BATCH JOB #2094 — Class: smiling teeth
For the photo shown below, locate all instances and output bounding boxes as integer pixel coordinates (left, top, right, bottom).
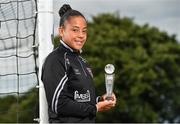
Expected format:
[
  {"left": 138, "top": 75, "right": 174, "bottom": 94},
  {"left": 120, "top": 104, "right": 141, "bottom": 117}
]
[{"left": 76, "top": 41, "right": 82, "bottom": 45}]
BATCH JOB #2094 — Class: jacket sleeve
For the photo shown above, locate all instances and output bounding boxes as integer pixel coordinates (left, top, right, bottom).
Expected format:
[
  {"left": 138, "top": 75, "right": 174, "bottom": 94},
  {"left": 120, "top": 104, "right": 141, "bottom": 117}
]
[
  {"left": 96, "top": 96, "right": 103, "bottom": 103},
  {"left": 42, "top": 55, "right": 97, "bottom": 118}
]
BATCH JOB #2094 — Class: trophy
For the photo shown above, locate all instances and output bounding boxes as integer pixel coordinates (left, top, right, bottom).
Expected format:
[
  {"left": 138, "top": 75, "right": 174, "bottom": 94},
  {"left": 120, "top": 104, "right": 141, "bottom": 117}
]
[{"left": 105, "top": 64, "right": 115, "bottom": 100}]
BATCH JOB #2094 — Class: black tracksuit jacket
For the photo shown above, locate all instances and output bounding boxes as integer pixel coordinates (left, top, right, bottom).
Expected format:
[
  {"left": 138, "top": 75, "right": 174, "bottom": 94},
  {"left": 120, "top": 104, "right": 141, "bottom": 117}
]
[{"left": 41, "top": 41, "right": 99, "bottom": 123}]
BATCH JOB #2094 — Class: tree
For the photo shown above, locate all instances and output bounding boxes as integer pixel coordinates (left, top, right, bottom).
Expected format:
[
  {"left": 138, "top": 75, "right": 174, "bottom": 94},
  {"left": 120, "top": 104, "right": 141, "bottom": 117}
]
[
  {"left": 0, "top": 88, "right": 39, "bottom": 123},
  {"left": 54, "top": 13, "right": 180, "bottom": 123}
]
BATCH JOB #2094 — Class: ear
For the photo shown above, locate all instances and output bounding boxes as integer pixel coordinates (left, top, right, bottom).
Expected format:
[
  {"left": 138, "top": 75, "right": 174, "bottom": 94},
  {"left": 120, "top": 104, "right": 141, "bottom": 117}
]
[{"left": 58, "top": 27, "right": 64, "bottom": 37}]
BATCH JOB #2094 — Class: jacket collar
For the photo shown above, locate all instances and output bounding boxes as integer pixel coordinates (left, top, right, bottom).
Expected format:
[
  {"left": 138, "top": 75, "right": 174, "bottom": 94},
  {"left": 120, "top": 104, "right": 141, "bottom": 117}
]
[{"left": 60, "top": 40, "right": 82, "bottom": 54}]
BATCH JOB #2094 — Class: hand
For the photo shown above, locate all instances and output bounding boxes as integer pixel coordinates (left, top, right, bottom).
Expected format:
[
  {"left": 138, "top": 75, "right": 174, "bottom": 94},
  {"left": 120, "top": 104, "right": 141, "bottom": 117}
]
[
  {"left": 96, "top": 100, "right": 114, "bottom": 112},
  {"left": 96, "top": 93, "right": 116, "bottom": 112}
]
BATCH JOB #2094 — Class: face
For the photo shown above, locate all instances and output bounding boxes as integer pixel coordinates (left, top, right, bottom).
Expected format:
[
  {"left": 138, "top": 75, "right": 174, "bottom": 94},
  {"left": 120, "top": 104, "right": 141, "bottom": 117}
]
[{"left": 59, "top": 16, "right": 87, "bottom": 51}]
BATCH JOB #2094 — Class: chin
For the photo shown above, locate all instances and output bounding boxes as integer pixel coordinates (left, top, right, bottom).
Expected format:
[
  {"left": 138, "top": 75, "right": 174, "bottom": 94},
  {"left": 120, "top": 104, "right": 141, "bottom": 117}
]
[{"left": 74, "top": 46, "right": 83, "bottom": 50}]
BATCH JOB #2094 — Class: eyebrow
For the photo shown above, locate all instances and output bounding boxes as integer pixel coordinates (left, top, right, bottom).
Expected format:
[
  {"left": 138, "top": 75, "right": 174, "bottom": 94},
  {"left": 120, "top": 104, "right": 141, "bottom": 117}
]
[{"left": 72, "top": 26, "right": 87, "bottom": 29}]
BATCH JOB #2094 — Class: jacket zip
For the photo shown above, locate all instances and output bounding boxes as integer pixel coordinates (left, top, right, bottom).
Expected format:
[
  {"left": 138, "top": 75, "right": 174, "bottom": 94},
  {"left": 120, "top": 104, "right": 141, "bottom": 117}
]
[{"left": 77, "top": 57, "right": 87, "bottom": 76}]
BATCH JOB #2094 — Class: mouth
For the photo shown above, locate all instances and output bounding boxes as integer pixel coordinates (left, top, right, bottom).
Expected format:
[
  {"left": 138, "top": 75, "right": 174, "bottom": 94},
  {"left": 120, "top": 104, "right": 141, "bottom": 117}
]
[{"left": 75, "top": 40, "right": 84, "bottom": 46}]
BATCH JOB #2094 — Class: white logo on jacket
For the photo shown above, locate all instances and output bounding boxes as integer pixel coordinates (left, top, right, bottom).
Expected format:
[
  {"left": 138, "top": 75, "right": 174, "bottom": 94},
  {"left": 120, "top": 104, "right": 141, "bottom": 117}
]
[
  {"left": 74, "top": 90, "right": 91, "bottom": 102},
  {"left": 74, "top": 68, "right": 81, "bottom": 75}
]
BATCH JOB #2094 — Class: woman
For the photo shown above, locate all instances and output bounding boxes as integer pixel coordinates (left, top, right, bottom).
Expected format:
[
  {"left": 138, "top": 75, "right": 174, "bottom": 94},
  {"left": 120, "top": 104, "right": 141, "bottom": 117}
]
[{"left": 41, "top": 4, "right": 116, "bottom": 123}]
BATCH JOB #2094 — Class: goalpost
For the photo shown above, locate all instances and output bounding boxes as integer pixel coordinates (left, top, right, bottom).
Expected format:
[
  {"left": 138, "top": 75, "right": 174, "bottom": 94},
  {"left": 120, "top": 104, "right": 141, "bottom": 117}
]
[
  {"left": 0, "top": 0, "right": 53, "bottom": 123},
  {"left": 37, "top": 0, "right": 53, "bottom": 123},
  {"left": 0, "top": 0, "right": 39, "bottom": 122}
]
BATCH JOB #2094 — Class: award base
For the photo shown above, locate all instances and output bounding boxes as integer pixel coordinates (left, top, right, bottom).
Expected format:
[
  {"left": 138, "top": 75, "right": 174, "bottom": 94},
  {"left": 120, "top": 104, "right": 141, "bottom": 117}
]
[{"left": 105, "top": 96, "right": 113, "bottom": 101}]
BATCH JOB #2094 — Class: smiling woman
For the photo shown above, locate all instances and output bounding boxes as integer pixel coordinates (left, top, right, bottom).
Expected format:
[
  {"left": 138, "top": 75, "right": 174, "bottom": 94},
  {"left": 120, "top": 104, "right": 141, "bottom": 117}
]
[{"left": 41, "top": 4, "right": 116, "bottom": 123}]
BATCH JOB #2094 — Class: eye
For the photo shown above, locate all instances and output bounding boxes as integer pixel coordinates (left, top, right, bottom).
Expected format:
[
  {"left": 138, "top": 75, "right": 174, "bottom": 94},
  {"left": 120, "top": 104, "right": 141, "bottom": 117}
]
[
  {"left": 72, "top": 29, "right": 79, "bottom": 32},
  {"left": 82, "top": 29, "right": 87, "bottom": 33}
]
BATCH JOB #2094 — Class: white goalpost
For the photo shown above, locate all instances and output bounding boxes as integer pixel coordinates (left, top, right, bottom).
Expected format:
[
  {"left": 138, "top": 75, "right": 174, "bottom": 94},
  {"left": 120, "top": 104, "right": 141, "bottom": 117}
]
[
  {"left": 37, "top": 0, "right": 53, "bottom": 123},
  {"left": 0, "top": 0, "right": 54, "bottom": 122}
]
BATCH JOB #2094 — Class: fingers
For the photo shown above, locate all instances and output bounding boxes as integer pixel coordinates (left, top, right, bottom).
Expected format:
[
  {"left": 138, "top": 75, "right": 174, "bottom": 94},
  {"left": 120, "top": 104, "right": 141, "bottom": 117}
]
[
  {"left": 112, "top": 93, "right": 117, "bottom": 101},
  {"left": 96, "top": 100, "right": 115, "bottom": 112},
  {"left": 107, "top": 99, "right": 116, "bottom": 107},
  {"left": 96, "top": 93, "right": 117, "bottom": 112},
  {"left": 102, "top": 94, "right": 106, "bottom": 101},
  {"left": 102, "top": 100, "right": 115, "bottom": 108},
  {"left": 106, "top": 93, "right": 116, "bottom": 107}
]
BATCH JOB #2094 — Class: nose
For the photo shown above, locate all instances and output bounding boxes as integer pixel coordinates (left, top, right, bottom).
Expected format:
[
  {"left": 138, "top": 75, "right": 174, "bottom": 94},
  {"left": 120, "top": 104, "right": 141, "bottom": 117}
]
[{"left": 78, "top": 31, "right": 86, "bottom": 39}]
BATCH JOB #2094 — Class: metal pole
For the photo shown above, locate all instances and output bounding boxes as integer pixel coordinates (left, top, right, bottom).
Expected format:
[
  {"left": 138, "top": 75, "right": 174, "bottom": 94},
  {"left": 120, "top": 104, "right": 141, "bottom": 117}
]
[{"left": 37, "top": 0, "right": 53, "bottom": 123}]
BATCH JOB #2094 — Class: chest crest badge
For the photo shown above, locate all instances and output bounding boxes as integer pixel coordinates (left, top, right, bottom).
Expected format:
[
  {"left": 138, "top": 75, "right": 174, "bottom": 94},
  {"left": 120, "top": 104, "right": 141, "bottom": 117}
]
[{"left": 74, "top": 68, "right": 81, "bottom": 75}]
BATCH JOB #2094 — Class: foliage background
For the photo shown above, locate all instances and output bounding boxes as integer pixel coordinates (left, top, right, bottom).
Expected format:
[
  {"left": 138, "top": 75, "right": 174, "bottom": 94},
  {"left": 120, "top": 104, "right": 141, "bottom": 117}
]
[{"left": 0, "top": 13, "right": 180, "bottom": 123}]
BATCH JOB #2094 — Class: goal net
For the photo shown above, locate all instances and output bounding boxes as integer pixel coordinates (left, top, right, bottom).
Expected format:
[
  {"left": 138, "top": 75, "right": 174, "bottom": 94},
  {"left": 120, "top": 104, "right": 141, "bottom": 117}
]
[{"left": 0, "top": 0, "right": 38, "bottom": 122}]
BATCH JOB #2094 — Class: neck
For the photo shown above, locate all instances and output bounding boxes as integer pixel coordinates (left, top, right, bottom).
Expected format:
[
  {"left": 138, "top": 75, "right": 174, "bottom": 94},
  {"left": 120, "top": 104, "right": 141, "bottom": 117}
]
[{"left": 60, "top": 40, "right": 82, "bottom": 53}]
